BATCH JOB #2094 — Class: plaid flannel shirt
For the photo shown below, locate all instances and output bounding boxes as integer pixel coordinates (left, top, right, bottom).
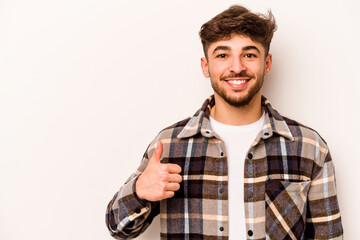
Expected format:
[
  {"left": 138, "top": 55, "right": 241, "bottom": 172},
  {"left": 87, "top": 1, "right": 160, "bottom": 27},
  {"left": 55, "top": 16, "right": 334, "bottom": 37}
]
[{"left": 106, "top": 95, "right": 343, "bottom": 240}]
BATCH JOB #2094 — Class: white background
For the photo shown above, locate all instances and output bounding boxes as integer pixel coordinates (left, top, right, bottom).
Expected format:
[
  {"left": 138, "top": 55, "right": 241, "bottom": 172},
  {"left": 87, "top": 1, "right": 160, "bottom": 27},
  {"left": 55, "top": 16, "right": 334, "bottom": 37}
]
[{"left": 1, "top": 0, "right": 359, "bottom": 239}]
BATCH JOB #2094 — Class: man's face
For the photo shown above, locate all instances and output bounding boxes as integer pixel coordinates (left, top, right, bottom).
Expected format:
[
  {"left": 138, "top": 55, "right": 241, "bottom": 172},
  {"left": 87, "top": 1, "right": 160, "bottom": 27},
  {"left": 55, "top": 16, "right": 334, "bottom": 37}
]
[{"left": 201, "top": 35, "right": 272, "bottom": 107}]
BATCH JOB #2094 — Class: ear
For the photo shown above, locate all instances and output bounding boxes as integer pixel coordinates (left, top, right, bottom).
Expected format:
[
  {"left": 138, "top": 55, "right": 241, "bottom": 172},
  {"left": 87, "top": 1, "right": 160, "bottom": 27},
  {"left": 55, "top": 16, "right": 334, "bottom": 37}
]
[
  {"left": 201, "top": 57, "right": 210, "bottom": 78},
  {"left": 264, "top": 54, "right": 272, "bottom": 76}
]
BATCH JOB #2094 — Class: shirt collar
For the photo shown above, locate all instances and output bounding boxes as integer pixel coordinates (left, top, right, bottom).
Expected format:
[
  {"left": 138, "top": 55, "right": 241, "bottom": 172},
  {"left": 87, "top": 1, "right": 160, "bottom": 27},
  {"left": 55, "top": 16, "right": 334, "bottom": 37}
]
[{"left": 177, "top": 95, "right": 294, "bottom": 141}]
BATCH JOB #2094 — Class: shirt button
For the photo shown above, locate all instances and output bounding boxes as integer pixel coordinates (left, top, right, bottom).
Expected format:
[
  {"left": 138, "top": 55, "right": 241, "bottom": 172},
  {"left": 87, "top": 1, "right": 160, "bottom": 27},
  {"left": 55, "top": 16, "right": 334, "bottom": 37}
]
[
  {"left": 247, "top": 191, "right": 254, "bottom": 198},
  {"left": 248, "top": 230, "right": 253, "bottom": 236},
  {"left": 219, "top": 226, "right": 224, "bottom": 231},
  {"left": 248, "top": 153, "right": 253, "bottom": 160},
  {"left": 220, "top": 152, "right": 224, "bottom": 156}
]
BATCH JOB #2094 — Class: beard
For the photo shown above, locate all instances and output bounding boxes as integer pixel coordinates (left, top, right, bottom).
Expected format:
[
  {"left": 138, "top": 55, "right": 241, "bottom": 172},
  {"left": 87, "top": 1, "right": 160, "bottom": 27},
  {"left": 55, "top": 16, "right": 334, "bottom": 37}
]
[{"left": 210, "top": 71, "right": 264, "bottom": 107}]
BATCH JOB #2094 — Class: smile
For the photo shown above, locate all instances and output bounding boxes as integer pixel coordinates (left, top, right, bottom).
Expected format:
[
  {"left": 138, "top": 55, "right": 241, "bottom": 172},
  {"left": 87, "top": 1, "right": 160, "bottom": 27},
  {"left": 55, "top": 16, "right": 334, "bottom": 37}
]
[
  {"left": 225, "top": 79, "right": 250, "bottom": 88},
  {"left": 227, "top": 79, "right": 248, "bottom": 84}
]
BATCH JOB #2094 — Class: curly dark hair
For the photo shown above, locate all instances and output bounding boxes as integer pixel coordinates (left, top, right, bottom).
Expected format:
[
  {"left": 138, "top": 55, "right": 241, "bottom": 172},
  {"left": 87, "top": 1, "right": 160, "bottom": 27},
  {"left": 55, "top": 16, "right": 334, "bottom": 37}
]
[{"left": 199, "top": 5, "right": 277, "bottom": 58}]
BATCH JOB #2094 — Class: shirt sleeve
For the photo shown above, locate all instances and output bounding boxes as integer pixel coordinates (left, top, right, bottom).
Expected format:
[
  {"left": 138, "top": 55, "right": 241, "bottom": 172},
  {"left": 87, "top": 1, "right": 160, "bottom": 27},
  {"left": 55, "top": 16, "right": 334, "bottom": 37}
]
[
  {"left": 305, "top": 148, "right": 344, "bottom": 239},
  {"left": 105, "top": 143, "right": 160, "bottom": 239}
]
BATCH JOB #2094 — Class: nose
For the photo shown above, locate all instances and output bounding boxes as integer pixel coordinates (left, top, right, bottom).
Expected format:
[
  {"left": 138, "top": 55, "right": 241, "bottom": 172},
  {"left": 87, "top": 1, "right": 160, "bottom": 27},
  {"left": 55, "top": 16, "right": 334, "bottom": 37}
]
[{"left": 229, "top": 57, "right": 246, "bottom": 73}]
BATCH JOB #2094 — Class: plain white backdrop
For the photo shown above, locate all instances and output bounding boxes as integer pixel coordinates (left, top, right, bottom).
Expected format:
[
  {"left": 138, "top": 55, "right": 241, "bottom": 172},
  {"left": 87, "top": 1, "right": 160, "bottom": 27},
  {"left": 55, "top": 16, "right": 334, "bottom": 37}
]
[{"left": 1, "top": 0, "right": 359, "bottom": 239}]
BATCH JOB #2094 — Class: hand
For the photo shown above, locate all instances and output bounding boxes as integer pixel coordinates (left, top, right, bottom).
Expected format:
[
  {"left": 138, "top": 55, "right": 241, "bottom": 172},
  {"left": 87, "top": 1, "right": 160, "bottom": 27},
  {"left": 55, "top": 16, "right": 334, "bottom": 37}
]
[{"left": 135, "top": 141, "right": 182, "bottom": 202}]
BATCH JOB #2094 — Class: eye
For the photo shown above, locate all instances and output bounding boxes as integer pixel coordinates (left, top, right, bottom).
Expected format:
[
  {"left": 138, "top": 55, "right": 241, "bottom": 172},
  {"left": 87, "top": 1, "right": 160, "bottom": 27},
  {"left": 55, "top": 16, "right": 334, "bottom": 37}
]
[
  {"left": 245, "top": 53, "right": 256, "bottom": 58},
  {"left": 216, "top": 54, "right": 227, "bottom": 58}
]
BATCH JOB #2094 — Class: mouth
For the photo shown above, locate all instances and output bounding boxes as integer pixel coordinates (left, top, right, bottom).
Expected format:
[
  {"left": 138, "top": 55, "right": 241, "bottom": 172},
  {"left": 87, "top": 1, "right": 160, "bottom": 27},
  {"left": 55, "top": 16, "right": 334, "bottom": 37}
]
[{"left": 224, "top": 78, "right": 251, "bottom": 89}]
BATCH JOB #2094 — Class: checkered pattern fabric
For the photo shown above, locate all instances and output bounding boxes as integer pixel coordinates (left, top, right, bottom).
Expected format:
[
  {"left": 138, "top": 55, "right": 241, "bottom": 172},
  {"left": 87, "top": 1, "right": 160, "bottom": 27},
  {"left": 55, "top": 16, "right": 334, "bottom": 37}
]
[{"left": 106, "top": 95, "right": 343, "bottom": 239}]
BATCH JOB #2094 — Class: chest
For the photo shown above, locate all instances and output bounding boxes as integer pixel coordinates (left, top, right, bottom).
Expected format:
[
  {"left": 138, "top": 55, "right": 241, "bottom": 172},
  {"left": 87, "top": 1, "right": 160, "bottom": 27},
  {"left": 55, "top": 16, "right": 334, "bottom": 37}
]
[{"left": 163, "top": 136, "right": 314, "bottom": 185}]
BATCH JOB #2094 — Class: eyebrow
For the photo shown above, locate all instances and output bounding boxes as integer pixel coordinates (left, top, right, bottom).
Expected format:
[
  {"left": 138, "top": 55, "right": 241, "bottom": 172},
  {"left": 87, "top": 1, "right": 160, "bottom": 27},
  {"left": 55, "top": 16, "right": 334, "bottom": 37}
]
[
  {"left": 212, "top": 45, "right": 230, "bottom": 55},
  {"left": 243, "top": 46, "right": 261, "bottom": 54},
  {"left": 212, "top": 45, "right": 261, "bottom": 55}
]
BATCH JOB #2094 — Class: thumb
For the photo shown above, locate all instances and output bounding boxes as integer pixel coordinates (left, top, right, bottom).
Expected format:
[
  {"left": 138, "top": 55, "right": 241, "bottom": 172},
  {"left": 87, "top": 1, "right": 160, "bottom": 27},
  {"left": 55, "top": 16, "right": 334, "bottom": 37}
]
[{"left": 151, "top": 141, "right": 163, "bottom": 163}]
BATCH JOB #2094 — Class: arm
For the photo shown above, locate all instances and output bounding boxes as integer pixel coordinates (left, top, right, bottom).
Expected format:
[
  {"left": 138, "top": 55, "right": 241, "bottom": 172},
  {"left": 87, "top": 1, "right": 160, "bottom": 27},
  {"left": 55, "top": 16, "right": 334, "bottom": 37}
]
[
  {"left": 105, "top": 144, "right": 159, "bottom": 239},
  {"left": 105, "top": 140, "right": 182, "bottom": 239},
  {"left": 305, "top": 149, "right": 344, "bottom": 239}
]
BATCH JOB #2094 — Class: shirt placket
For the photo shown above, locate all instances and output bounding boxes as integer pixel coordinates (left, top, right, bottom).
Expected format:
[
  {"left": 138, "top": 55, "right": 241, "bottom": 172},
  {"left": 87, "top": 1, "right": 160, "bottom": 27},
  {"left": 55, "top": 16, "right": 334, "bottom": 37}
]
[
  {"left": 245, "top": 147, "right": 256, "bottom": 239},
  {"left": 214, "top": 136, "right": 229, "bottom": 238},
  {"left": 244, "top": 133, "right": 267, "bottom": 240}
]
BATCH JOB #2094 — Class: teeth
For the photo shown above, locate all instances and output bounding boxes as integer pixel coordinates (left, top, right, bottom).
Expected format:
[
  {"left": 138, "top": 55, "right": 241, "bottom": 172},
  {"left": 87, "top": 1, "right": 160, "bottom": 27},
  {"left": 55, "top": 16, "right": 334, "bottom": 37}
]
[{"left": 228, "top": 80, "right": 247, "bottom": 85}]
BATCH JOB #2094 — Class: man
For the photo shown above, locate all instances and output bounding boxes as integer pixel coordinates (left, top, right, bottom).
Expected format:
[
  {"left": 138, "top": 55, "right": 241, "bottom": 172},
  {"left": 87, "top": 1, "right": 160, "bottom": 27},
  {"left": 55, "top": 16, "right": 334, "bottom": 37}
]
[{"left": 106, "top": 5, "right": 343, "bottom": 239}]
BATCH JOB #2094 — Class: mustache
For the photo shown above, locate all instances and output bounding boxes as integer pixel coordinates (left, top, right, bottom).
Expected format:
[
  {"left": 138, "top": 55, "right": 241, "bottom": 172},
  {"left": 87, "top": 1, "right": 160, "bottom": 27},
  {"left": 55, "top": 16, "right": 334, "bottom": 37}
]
[{"left": 220, "top": 72, "right": 254, "bottom": 80}]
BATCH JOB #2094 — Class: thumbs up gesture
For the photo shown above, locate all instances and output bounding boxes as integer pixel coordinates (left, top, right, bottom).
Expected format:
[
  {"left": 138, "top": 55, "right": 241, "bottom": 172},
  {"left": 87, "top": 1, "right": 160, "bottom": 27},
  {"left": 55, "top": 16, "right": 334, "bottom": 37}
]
[{"left": 135, "top": 141, "right": 182, "bottom": 202}]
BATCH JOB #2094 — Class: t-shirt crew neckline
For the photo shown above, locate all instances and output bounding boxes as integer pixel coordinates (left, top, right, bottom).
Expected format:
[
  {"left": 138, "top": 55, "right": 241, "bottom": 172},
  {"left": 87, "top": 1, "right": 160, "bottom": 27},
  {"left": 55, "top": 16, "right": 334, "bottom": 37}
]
[{"left": 209, "top": 112, "right": 265, "bottom": 133}]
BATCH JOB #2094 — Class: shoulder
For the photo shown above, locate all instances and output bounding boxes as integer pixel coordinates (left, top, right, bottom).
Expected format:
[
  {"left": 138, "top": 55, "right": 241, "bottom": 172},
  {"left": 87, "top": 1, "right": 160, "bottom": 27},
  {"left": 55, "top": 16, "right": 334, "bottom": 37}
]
[
  {"left": 263, "top": 96, "right": 328, "bottom": 148},
  {"left": 157, "top": 116, "right": 192, "bottom": 139},
  {"left": 280, "top": 115, "right": 331, "bottom": 171},
  {"left": 143, "top": 116, "right": 193, "bottom": 159},
  {"left": 282, "top": 115, "right": 328, "bottom": 146},
  {"left": 279, "top": 115, "right": 333, "bottom": 179}
]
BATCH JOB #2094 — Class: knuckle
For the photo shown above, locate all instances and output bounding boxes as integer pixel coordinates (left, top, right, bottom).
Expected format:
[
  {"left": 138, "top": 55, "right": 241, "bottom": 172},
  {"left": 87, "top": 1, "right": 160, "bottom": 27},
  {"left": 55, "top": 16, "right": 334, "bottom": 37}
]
[
  {"left": 159, "top": 181, "right": 166, "bottom": 189},
  {"left": 161, "top": 164, "right": 168, "bottom": 172},
  {"left": 160, "top": 172, "right": 169, "bottom": 181},
  {"left": 158, "top": 189, "right": 166, "bottom": 198}
]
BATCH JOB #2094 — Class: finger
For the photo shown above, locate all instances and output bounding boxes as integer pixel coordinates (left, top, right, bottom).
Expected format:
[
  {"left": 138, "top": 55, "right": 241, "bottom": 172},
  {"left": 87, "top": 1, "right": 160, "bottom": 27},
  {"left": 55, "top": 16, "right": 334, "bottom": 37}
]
[
  {"left": 165, "top": 191, "right": 175, "bottom": 198},
  {"left": 151, "top": 141, "right": 163, "bottom": 163},
  {"left": 167, "top": 173, "right": 182, "bottom": 183},
  {"left": 164, "top": 191, "right": 175, "bottom": 199},
  {"left": 164, "top": 163, "right": 182, "bottom": 173},
  {"left": 166, "top": 182, "right": 181, "bottom": 191}
]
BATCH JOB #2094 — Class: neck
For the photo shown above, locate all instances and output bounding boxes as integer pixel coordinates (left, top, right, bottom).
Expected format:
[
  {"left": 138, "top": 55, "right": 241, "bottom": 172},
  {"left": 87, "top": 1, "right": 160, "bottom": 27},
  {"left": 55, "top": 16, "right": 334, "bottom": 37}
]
[{"left": 210, "top": 92, "right": 263, "bottom": 126}]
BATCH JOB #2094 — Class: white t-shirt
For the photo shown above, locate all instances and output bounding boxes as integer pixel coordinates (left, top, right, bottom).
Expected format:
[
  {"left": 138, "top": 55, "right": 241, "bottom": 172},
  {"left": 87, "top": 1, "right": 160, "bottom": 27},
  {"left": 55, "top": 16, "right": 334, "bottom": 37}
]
[{"left": 210, "top": 113, "right": 265, "bottom": 239}]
